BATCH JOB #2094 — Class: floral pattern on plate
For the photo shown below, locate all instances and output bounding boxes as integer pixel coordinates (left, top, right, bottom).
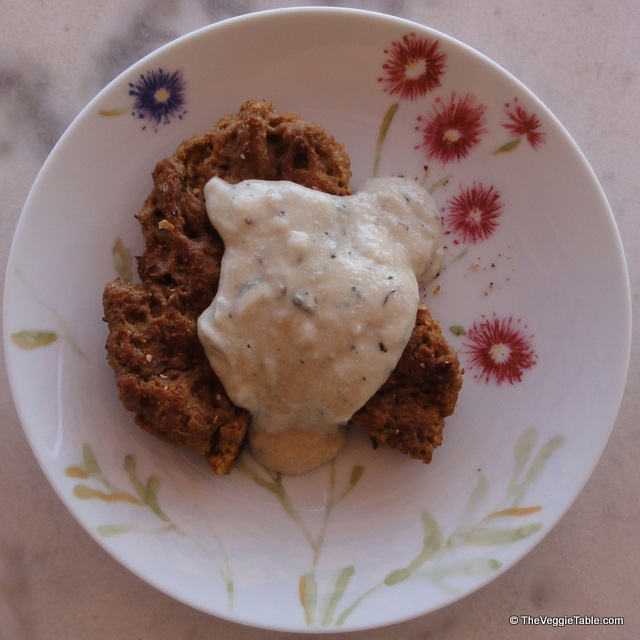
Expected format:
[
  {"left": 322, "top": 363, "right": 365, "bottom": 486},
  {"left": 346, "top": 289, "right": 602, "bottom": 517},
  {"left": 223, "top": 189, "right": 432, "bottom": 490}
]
[
  {"left": 8, "top": 34, "right": 548, "bottom": 624},
  {"left": 5, "top": 8, "right": 627, "bottom": 633},
  {"left": 461, "top": 314, "right": 538, "bottom": 385},
  {"left": 100, "top": 68, "right": 188, "bottom": 132},
  {"left": 64, "top": 426, "right": 563, "bottom": 627},
  {"left": 374, "top": 31, "right": 544, "bottom": 386}
]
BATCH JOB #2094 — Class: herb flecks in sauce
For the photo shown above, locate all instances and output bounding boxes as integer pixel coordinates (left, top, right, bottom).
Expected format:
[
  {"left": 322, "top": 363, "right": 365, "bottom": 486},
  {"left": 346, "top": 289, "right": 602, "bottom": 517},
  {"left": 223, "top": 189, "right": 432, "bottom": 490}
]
[{"left": 198, "top": 177, "right": 443, "bottom": 474}]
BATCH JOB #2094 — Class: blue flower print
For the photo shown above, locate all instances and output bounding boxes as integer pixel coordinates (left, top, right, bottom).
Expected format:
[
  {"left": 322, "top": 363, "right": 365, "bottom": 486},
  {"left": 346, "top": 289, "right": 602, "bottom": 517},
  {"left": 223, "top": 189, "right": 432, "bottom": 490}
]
[{"left": 128, "top": 68, "right": 187, "bottom": 132}]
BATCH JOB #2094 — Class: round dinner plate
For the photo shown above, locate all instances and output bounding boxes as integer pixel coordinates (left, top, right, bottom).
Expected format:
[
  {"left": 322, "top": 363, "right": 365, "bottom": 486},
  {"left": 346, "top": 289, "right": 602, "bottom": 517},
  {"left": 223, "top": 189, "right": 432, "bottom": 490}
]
[{"left": 3, "top": 7, "right": 631, "bottom": 633}]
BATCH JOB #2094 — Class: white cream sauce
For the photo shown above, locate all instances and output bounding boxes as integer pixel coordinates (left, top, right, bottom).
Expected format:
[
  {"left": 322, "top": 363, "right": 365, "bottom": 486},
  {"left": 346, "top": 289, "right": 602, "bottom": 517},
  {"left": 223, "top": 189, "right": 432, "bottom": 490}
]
[{"left": 197, "top": 176, "right": 443, "bottom": 472}]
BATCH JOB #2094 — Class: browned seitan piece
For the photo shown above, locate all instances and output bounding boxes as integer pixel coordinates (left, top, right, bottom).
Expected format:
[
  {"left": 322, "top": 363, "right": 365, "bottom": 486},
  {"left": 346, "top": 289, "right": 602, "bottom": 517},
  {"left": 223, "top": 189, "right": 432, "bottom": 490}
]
[
  {"left": 352, "top": 304, "right": 462, "bottom": 464},
  {"left": 103, "top": 100, "right": 461, "bottom": 475},
  {"left": 103, "top": 100, "right": 352, "bottom": 475}
]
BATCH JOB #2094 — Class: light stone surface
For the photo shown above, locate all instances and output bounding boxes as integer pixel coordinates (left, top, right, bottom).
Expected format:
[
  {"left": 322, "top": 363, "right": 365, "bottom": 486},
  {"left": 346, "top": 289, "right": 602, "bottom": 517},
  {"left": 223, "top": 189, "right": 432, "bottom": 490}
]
[{"left": 1, "top": 1, "right": 638, "bottom": 638}]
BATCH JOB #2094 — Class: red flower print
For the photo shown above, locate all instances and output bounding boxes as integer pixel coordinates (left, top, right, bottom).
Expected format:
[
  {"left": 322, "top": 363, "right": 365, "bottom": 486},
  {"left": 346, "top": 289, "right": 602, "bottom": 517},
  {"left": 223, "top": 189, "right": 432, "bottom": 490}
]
[
  {"left": 445, "top": 182, "right": 503, "bottom": 244},
  {"left": 501, "top": 98, "right": 545, "bottom": 149},
  {"left": 463, "top": 315, "right": 537, "bottom": 385},
  {"left": 417, "top": 93, "right": 488, "bottom": 164},
  {"left": 379, "top": 33, "right": 446, "bottom": 100}
]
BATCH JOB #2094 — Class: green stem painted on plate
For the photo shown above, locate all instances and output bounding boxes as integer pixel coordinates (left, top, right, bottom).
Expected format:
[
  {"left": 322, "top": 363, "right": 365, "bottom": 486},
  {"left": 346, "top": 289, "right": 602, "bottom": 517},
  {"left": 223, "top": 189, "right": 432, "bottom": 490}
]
[
  {"left": 13, "top": 268, "right": 84, "bottom": 357},
  {"left": 65, "top": 444, "right": 183, "bottom": 534},
  {"left": 492, "top": 137, "right": 522, "bottom": 154},
  {"left": 428, "top": 173, "right": 453, "bottom": 195},
  {"left": 373, "top": 103, "right": 399, "bottom": 177},
  {"left": 99, "top": 105, "right": 131, "bottom": 117},
  {"left": 10, "top": 329, "right": 58, "bottom": 350},
  {"left": 246, "top": 458, "right": 366, "bottom": 627},
  {"left": 321, "top": 566, "right": 356, "bottom": 627},
  {"left": 66, "top": 445, "right": 235, "bottom": 610},
  {"left": 67, "top": 424, "right": 564, "bottom": 628},
  {"left": 331, "top": 427, "right": 565, "bottom": 627}
]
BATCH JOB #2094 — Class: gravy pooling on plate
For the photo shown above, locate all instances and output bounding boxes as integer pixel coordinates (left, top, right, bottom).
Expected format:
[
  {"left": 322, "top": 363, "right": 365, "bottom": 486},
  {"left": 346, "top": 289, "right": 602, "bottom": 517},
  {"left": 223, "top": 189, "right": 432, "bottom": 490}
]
[{"left": 197, "top": 176, "right": 444, "bottom": 474}]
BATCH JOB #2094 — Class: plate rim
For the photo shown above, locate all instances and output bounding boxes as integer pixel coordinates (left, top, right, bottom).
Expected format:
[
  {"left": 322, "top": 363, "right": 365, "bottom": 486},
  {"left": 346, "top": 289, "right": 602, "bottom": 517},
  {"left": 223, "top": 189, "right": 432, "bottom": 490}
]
[{"left": 3, "top": 5, "right": 632, "bottom": 633}]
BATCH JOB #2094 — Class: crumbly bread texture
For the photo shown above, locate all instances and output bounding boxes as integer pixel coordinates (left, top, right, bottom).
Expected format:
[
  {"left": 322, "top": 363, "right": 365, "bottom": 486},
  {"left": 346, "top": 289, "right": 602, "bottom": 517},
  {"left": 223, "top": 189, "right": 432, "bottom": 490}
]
[
  {"left": 352, "top": 304, "right": 463, "bottom": 464},
  {"left": 103, "top": 100, "right": 462, "bottom": 475},
  {"left": 103, "top": 100, "right": 352, "bottom": 475}
]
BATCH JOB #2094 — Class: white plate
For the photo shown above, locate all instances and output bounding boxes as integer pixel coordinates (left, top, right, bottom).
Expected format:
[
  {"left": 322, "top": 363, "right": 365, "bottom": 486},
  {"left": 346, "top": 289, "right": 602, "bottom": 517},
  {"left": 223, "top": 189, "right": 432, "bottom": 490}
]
[{"left": 3, "top": 7, "right": 631, "bottom": 633}]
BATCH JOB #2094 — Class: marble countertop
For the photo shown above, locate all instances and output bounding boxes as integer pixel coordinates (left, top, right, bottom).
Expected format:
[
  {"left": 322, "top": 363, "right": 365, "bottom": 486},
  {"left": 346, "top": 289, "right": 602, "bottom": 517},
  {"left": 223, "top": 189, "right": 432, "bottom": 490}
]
[{"left": 1, "top": 1, "right": 638, "bottom": 638}]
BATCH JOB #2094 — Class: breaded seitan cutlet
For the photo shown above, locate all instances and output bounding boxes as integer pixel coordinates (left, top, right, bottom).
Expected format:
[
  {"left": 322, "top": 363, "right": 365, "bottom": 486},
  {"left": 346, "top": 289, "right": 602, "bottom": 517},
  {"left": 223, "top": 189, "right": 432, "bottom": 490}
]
[
  {"left": 352, "top": 304, "right": 462, "bottom": 464},
  {"left": 103, "top": 100, "right": 461, "bottom": 475}
]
